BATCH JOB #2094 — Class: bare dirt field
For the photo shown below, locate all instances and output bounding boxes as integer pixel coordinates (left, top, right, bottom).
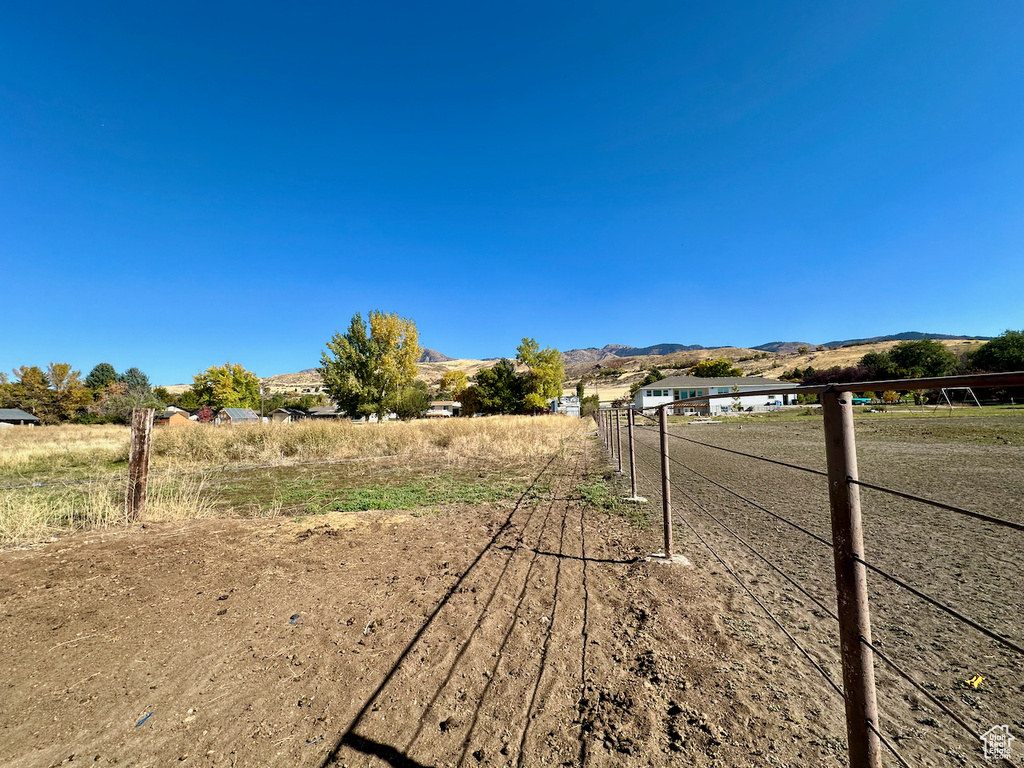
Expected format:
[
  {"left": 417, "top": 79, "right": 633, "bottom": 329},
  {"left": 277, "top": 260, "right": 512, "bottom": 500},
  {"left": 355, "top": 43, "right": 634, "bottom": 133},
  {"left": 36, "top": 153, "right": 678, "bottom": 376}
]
[
  {"left": 0, "top": 432, "right": 860, "bottom": 768},
  {"left": 628, "top": 411, "right": 1024, "bottom": 767}
]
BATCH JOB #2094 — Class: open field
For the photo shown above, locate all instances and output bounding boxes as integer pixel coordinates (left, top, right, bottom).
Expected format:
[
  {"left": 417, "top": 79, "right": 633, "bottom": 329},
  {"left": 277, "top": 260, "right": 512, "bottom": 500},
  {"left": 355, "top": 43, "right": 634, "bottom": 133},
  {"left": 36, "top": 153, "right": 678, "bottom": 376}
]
[
  {"left": 0, "top": 417, "right": 585, "bottom": 545},
  {"left": 628, "top": 411, "right": 1024, "bottom": 766},
  {"left": 0, "top": 432, "right": 856, "bottom": 767}
]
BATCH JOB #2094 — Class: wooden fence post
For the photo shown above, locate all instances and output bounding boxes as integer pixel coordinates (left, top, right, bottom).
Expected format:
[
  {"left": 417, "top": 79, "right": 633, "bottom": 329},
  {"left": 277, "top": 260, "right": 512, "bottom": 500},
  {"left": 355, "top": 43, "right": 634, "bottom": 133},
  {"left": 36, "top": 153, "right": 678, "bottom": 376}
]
[
  {"left": 126, "top": 407, "right": 155, "bottom": 522},
  {"left": 821, "top": 389, "right": 882, "bottom": 768}
]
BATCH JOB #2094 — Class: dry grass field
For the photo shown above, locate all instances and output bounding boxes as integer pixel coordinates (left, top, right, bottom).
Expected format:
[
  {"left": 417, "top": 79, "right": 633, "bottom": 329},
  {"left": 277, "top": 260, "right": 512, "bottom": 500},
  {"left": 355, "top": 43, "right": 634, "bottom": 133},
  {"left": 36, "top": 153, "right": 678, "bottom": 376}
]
[{"left": 0, "top": 417, "right": 585, "bottom": 545}]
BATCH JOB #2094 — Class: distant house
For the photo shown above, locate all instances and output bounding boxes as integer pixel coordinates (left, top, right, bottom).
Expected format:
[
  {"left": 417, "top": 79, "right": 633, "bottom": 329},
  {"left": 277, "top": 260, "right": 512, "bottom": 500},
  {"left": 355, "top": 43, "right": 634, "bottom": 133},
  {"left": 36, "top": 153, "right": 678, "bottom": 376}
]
[
  {"left": 216, "top": 408, "right": 261, "bottom": 425},
  {"left": 549, "top": 396, "right": 581, "bottom": 417},
  {"left": 0, "top": 408, "right": 40, "bottom": 426},
  {"left": 425, "top": 400, "right": 461, "bottom": 418},
  {"left": 633, "top": 375, "right": 800, "bottom": 415},
  {"left": 306, "top": 405, "right": 345, "bottom": 420},
  {"left": 271, "top": 407, "right": 307, "bottom": 423},
  {"left": 154, "top": 411, "right": 195, "bottom": 427}
]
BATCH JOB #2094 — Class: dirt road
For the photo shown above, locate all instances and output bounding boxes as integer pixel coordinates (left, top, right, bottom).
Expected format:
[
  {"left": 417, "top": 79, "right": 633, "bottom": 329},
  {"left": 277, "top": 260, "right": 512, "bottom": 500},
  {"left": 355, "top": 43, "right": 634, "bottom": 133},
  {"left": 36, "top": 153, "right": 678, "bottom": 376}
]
[{"left": 1, "top": 434, "right": 851, "bottom": 767}]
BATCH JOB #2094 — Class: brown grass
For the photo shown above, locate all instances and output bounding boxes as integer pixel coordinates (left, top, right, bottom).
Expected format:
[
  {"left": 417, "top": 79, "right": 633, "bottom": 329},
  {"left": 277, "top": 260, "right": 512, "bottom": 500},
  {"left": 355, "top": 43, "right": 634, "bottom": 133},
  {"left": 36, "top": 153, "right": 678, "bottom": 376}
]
[{"left": 0, "top": 416, "right": 587, "bottom": 544}]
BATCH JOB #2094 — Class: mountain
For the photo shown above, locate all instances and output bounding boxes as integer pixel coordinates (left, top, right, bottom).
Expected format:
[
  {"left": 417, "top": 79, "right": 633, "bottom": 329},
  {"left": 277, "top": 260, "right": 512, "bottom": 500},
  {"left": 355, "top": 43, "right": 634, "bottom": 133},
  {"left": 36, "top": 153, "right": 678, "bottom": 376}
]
[
  {"left": 752, "top": 341, "right": 815, "bottom": 354},
  {"left": 823, "top": 331, "right": 991, "bottom": 348},
  {"left": 418, "top": 348, "right": 454, "bottom": 363},
  {"left": 562, "top": 343, "right": 706, "bottom": 364}
]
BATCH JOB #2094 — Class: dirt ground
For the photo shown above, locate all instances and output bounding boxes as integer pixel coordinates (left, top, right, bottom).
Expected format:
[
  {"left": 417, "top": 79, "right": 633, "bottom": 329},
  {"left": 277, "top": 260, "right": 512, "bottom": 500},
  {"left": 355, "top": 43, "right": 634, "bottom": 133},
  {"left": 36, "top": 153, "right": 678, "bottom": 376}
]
[
  {"left": 629, "top": 413, "right": 1024, "bottom": 767},
  {"left": 0, "top": 433, "right": 857, "bottom": 768}
]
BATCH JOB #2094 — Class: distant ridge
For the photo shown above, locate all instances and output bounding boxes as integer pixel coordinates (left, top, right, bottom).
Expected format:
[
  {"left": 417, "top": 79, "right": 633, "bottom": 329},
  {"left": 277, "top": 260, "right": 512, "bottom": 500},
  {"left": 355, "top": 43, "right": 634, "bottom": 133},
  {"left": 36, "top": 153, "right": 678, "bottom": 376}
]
[
  {"left": 418, "top": 348, "right": 453, "bottom": 363},
  {"left": 822, "top": 331, "right": 991, "bottom": 347},
  {"left": 752, "top": 341, "right": 815, "bottom": 354},
  {"left": 561, "top": 332, "right": 990, "bottom": 363},
  {"left": 562, "top": 343, "right": 705, "bottom": 364}
]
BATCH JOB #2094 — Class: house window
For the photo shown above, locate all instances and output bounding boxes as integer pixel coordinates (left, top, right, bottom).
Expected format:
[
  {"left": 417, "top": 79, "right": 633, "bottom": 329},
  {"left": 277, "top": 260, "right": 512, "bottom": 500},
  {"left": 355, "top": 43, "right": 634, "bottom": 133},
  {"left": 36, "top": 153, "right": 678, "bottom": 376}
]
[
  {"left": 718, "top": 388, "right": 729, "bottom": 394},
  {"left": 645, "top": 390, "right": 652, "bottom": 396}
]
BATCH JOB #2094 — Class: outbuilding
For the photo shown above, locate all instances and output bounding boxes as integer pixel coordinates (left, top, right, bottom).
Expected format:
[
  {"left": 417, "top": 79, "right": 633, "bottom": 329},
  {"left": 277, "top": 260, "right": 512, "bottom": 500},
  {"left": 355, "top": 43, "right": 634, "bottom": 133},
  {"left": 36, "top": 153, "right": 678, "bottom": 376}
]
[
  {"left": 216, "top": 408, "right": 261, "bottom": 425},
  {"left": 0, "top": 408, "right": 40, "bottom": 426}
]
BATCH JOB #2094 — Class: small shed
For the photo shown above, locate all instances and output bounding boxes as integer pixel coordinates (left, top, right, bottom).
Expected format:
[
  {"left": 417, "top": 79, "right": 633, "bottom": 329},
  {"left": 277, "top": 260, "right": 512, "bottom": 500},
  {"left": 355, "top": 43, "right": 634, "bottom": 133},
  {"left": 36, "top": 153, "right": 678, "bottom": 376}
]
[
  {"left": 306, "top": 405, "right": 345, "bottom": 420},
  {"left": 0, "top": 408, "right": 40, "bottom": 426},
  {"left": 154, "top": 411, "right": 195, "bottom": 427},
  {"left": 216, "top": 408, "right": 261, "bottom": 425},
  {"left": 271, "top": 407, "right": 307, "bottom": 423}
]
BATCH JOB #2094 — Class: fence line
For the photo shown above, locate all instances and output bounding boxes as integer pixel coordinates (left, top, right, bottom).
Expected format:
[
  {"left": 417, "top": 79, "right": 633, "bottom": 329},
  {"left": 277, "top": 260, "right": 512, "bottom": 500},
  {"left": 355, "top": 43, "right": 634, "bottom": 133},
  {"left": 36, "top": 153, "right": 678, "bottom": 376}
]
[{"left": 597, "top": 370, "right": 1024, "bottom": 768}]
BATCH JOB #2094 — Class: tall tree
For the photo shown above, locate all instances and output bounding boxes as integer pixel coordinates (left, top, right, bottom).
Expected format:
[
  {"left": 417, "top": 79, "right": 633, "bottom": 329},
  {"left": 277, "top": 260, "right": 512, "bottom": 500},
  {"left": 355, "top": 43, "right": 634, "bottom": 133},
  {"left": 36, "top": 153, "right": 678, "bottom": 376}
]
[
  {"left": 968, "top": 330, "right": 1024, "bottom": 372},
  {"left": 516, "top": 338, "right": 564, "bottom": 412},
  {"left": 120, "top": 367, "right": 152, "bottom": 392},
  {"left": 85, "top": 362, "right": 118, "bottom": 390},
  {"left": 46, "top": 363, "right": 92, "bottom": 421},
  {"left": 319, "top": 311, "right": 420, "bottom": 421},
  {"left": 191, "top": 363, "right": 262, "bottom": 410},
  {"left": 473, "top": 359, "right": 524, "bottom": 415},
  {"left": 888, "top": 338, "right": 959, "bottom": 378}
]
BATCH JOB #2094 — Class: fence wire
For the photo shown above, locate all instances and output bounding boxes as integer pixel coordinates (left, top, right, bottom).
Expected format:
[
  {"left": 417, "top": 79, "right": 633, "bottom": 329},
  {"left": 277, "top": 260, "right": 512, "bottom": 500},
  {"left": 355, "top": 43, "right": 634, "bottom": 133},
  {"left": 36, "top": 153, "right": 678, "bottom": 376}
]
[{"left": 612, "top": 411, "right": 1024, "bottom": 767}]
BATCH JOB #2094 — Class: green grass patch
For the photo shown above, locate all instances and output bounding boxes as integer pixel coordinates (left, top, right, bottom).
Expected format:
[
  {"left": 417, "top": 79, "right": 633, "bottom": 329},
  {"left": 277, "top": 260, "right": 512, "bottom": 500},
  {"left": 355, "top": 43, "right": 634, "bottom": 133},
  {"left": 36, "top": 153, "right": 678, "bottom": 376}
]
[
  {"left": 576, "top": 475, "right": 650, "bottom": 529},
  {"left": 314, "top": 476, "right": 525, "bottom": 514}
]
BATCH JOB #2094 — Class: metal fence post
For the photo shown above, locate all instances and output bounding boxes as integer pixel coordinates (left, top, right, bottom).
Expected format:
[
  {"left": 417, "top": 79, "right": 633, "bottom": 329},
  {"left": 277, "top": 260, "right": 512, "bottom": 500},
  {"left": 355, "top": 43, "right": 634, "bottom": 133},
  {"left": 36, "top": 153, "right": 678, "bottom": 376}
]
[
  {"left": 126, "top": 407, "right": 155, "bottom": 522},
  {"left": 615, "top": 409, "right": 622, "bottom": 472},
  {"left": 659, "top": 406, "right": 673, "bottom": 556},
  {"left": 821, "top": 389, "right": 882, "bottom": 768},
  {"left": 627, "top": 409, "right": 637, "bottom": 498}
]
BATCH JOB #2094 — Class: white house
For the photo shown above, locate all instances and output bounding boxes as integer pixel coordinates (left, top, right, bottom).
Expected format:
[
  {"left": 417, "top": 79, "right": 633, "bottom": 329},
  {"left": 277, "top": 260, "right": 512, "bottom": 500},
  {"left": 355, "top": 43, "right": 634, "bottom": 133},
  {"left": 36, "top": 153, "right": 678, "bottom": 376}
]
[
  {"left": 633, "top": 375, "right": 800, "bottom": 415},
  {"left": 425, "top": 400, "right": 462, "bottom": 418},
  {"left": 549, "top": 396, "right": 581, "bottom": 417}
]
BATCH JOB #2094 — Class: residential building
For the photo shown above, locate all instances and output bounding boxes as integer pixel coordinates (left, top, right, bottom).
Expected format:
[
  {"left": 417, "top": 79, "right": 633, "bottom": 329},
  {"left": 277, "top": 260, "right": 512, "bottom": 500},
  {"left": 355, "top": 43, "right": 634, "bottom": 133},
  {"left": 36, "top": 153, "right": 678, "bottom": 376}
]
[
  {"left": 633, "top": 375, "right": 800, "bottom": 415},
  {"left": 425, "top": 401, "right": 462, "bottom": 418},
  {"left": 549, "top": 396, "right": 581, "bottom": 417}
]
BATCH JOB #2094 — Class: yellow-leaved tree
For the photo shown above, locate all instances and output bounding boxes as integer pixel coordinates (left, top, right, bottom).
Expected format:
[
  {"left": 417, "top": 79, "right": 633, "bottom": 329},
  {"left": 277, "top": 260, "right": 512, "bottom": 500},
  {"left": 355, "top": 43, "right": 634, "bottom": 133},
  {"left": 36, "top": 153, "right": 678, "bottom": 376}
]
[{"left": 319, "top": 311, "right": 420, "bottom": 421}]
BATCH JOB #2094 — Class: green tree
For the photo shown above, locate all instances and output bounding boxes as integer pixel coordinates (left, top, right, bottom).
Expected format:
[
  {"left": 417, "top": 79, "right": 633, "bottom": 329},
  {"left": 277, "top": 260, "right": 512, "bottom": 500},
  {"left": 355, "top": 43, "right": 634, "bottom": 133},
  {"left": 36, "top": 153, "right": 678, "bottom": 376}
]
[
  {"left": 319, "top": 311, "right": 420, "bottom": 421},
  {"left": 629, "top": 367, "right": 664, "bottom": 397},
  {"left": 859, "top": 351, "right": 897, "bottom": 380},
  {"left": 516, "top": 338, "right": 564, "bottom": 412},
  {"left": 393, "top": 380, "right": 431, "bottom": 420},
  {"left": 968, "top": 330, "right": 1024, "bottom": 372},
  {"left": 888, "top": 338, "right": 959, "bottom": 378},
  {"left": 120, "top": 367, "right": 151, "bottom": 392},
  {"left": 7, "top": 366, "right": 53, "bottom": 420},
  {"left": 689, "top": 359, "right": 742, "bottom": 377},
  {"left": 473, "top": 359, "right": 524, "bottom": 414},
  {"left": 85, "top": 363, "right": 118, "bottom": 390},
  {"left": 580, "top": 394, "right": 600, "bottom": 418},
  {"left": 575, "top": 380, "right": 585, "bottom": 399},
  {"left": 191, "top": 363, "right": 262, "bottom": 410}
]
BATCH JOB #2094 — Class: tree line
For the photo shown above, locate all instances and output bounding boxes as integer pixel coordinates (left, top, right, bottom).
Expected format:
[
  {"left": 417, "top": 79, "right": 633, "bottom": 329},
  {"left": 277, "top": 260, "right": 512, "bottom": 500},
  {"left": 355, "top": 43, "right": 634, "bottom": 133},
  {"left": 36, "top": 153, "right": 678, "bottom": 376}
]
[
  {"left": 318, "top": 311, "right": 565, "bottom": 418},
  {"left": 2, "top": 310, "right": 567, "bottom": 424},
  {"left": 779, "top": 332, "right": 1024, "bottom": 399}
]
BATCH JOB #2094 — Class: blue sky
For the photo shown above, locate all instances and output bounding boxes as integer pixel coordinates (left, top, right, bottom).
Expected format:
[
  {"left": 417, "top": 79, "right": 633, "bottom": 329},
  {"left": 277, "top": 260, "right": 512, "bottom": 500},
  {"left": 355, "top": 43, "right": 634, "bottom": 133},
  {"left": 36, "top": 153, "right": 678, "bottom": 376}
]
[{"left": 2, "top": 2, "right": 1022, "bottom": 384}]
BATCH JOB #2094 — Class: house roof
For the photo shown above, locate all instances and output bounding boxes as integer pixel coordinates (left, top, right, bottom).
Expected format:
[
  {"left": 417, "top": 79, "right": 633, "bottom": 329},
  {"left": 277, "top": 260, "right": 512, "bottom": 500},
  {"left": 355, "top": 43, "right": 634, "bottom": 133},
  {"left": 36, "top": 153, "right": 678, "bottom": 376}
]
[
  {"left": 0, "top": 408, "right": 40, "bottom": 422},
  {"left": 307, "top": 405, "right": 343, "bottom": 417},
  {"left": 272, "top": 407, "right": 307, "bottom": 416},
  {"left": 219, "top": 408, "right": 260, "bottom": 420},
  {"left": 638, "top": 375, "right": 800, "bottom": 390}
]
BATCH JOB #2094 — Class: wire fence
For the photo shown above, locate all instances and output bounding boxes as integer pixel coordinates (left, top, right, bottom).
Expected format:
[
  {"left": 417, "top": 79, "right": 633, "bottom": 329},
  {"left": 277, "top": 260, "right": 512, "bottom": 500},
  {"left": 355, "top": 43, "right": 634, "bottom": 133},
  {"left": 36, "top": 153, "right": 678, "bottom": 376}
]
[{"left": 596, "top": 372, "right": 1024, "bottom": 768}]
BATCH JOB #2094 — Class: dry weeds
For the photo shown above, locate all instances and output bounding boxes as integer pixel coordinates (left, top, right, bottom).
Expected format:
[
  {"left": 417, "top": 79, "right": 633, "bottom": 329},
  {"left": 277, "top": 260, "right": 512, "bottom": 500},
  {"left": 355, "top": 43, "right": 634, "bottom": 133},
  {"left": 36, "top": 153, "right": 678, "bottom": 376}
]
[{"left": 0, "top": 416, "right": 587, "bottom": 544}]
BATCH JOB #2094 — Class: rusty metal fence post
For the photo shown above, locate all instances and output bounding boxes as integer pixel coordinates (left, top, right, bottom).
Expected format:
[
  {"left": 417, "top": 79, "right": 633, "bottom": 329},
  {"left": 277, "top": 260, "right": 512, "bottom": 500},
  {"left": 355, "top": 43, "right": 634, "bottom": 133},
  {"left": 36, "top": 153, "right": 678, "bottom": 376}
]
[
  {"left": 821, "top": 389, "right": 882, "bottom": 768},
  {"left": 659, "top": 405, "right": 673, "bottom": 557},
  {"left": 615, "top": 409, "right": 622, "bottom": 472},
  {"left": 126, "top": 407, "right": 155, "bottom": 522},
  {"left": 627, "top": 409, "right": 637, "bottom": 498}
]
